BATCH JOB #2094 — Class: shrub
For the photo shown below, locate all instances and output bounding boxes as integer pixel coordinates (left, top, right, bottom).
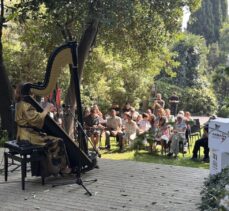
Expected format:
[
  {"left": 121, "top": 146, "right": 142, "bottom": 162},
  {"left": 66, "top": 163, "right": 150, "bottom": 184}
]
[
  {"left": 132, "top": 134, "right": 146, "bottom": 151},
  {"left": 218, "top": 105, "right": 229, "bottom": 118},
  {"left": 199, "top": 167, "right": 229, "bottom": 210},
  {"left": 0, "top": 130, "right": 8, "bottom": 147},
  {"left": 182, "top": 88, "right": 218, "bottom": 115}
]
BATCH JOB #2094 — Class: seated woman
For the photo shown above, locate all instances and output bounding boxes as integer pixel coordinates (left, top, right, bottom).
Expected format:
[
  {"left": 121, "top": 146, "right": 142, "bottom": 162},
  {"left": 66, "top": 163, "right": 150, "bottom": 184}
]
[
  {"left": 154, "top": 108, "right": 166, "bottom": 127},
  {"left": 165, "top": 108, "right": 175, "bottom": 124},
  {"left": 167, "top": 114, "right": 187, "bottom": 158},
  {"left": 121, "top": 112, "right": 139, "bottom": 150},
  {"left": 152, "top": 102, "right": 162, "bottom": 117},
  {"left": 155, "top": 116, "right": 170, "bottom": 145},
  {"left": 136, "top": 114, "right": 143, "bottom": 125},
  {"left": 15, "top": 83, "right": 71, "bottom": 177},
  {"left": 138, "top": 113, "right": 151, "bottom": 134},
  {"left": 92, "top": 104, "right": 103, "bottom": 118}
]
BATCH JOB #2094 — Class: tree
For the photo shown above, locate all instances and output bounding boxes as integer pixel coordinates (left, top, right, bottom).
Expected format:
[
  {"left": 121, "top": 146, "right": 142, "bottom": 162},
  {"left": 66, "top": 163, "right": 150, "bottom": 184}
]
[
  {"left": 187, "top": 0, "right": 228, "bottom": 45},
  {"left": 207, "top": 43, "right": 221, "bottom": 72},
  {"left": 9, "top": 0, "right": 201, "bottom": 136},
  {"left": 219, "top": 21, "right": 229, "bottom": 65},
  {"left": 0, "top": 0, "right": 14, "bottom": 138},
  {"left": 210, "top": 21, "right": 229, "bottom": 112},
  {"left": 82, "top": 45, "right": 179, "bottom": 112},
  {"left": 157, "top": 33, "right": 209, "bottom": 88}
]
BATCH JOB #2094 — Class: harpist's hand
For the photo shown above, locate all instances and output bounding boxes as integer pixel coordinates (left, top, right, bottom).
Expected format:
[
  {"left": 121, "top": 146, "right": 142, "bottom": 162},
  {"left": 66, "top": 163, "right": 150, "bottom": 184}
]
[{"left": 44, "top": 103, "right": 52, "bottom": 115}]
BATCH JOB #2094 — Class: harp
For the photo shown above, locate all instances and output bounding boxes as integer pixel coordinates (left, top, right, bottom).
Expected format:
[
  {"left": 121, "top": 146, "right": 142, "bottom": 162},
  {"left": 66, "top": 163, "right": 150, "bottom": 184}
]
[{"left": 22, "top": 42, "right": 96, "bottom": 170}]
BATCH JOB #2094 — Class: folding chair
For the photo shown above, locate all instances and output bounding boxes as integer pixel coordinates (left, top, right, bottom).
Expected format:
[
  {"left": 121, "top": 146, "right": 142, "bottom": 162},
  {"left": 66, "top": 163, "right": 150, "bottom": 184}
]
[{"left": 189, "top": 119, "right": 201, "bottom": 143}]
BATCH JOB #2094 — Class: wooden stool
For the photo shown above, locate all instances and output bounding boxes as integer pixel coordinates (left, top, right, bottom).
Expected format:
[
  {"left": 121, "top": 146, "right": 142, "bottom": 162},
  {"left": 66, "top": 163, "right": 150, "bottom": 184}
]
[{"left": 4, "top": 140, "right": 46, "bottom": 190}]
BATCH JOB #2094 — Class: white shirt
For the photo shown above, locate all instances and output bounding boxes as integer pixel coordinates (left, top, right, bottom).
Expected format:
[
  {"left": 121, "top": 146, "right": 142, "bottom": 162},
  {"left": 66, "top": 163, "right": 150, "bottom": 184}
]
[{"left": 138, "top": 119, "right": 151, "bottom": 132}]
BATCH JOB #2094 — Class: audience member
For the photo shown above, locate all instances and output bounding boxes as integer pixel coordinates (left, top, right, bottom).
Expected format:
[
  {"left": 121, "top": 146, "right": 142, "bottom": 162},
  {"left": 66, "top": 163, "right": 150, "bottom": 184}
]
[
  {"left": 122, "top": 112, "right": 139, "bottom": 151},
  {"left": 149, "top": 113, "right": 157, "bottom": 133},
  {"left": 130, "top": 107, "right": 139, "bottom": 121},
  {"left": 40, "top": 96, "right": 52, "bottom": 109},
  {"left": 184, "top": 111, "right": 193, "bottom": 141},
  {"left": 191, "top": 115, "right": 217, "bottom": 162},
  {"left": 146, "top": 108, "right": 153, "bottom": 116},
  {"left": 105, "top": 109, "right": 123, "bottom": 150},
  {"left": 191, "top": 125, "right": 209, "bottom": 162},
  {"left": 122, "top": 102, "right": 131, "bottom": 113},
  {"left": 84, "top": 107, "right": 105, "bottom": 150},
  {"left": 111, "top": 104, "right": 121, "bottom": 116},
  {"left": 154, "top": 93, "right": 165, "bottom": 108},
  {"left": 178, "top": 110, "right": 184, "bottom": 117},
  {"left": 155, "top": 116, "right": 170, "bottom": 146},
  {"left": 169, "top": 92, "right": 179, "bottom": 116},
  {"left": 136, "top": 114, "right": 143, "bottom": 125},
  {"left": 83, "top": 107, "right": 91, "bottom": 118},
  {"left": 165, "top": 108, "right": 175, "bottom": 123},
  {"left": 138, "top": 113, "right": 151, "bottom": 134},
  {"left": 167, "top": 114, "right": 187, "bottom": 158},
  {"left": 92, "top": 104, "right": 103, "bottom": 118},
  {"left": 155, "top": 108, "right": 166, "bottom": 127}
]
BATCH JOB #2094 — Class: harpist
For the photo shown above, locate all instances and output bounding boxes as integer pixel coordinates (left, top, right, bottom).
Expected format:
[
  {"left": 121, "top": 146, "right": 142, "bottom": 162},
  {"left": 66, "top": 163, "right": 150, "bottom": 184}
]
[{"left": 15, "top": 83, "right": 71, "bottom": 176}]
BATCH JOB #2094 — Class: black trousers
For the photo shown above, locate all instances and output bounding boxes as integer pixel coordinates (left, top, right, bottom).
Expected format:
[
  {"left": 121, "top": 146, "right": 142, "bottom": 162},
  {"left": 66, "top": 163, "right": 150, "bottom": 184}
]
[
  {"left": 105, "top": 131, "right": 122, "bottom": 148},
  {"left": 170, "top": 104, "right": 178, "bottom": 116},
  {"left": 192, "top": 137, "right": 209, "bottom": 159}
]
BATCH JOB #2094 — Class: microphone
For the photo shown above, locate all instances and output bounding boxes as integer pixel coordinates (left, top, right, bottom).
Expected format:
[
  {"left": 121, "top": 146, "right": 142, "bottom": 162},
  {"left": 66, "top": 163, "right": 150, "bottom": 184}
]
[{"left": 62, "top": 104, "right": 72, "bottom": 108}]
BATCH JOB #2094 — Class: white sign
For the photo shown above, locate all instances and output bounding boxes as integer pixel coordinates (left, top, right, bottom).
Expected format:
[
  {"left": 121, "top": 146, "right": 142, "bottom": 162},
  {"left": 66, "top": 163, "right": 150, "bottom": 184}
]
[{"left": 209, "top": 118, "right": 229, "bottom": 175}]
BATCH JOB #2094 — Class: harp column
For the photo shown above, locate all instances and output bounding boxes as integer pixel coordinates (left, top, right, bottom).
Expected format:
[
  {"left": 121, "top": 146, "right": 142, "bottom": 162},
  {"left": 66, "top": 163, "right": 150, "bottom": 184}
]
[{"left": 70, "top": 42, "right": 88, "bottom": 154}]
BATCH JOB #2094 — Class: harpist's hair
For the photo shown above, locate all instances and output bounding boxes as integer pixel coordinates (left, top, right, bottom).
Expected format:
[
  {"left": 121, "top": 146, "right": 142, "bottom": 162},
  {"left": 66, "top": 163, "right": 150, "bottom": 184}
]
[{"left": 15, "top": 83, "right": 31, "bottom": 102}]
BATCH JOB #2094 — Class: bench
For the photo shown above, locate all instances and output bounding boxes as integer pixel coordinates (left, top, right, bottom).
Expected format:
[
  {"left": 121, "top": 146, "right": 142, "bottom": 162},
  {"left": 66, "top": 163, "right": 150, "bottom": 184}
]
[{"left": 4, "top": 140, "right": 46, "bottom": 190}]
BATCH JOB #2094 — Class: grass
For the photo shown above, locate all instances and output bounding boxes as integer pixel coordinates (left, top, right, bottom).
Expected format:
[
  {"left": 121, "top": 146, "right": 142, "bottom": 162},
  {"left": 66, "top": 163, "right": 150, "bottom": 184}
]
[{"left": 95, "top": 135, "right": 209, "bottom": 169}]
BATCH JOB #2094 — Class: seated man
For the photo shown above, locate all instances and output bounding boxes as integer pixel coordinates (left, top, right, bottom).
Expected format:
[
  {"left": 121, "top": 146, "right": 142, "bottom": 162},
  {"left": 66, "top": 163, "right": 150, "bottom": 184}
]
[
  {"left": 84, "top": 107, "right": 105, "bottom": 150},
  {"left": 105, "top": 109, "right": 123, "bottom": 150},
  {"left": 191, "top": 125, "right": 209, "bottom": 162},
  {"left": 191, "top": 115, "right": 216, "bottom": 162},
  {"left": 167, "top": 114, "right": 187, "bottom": 158}
]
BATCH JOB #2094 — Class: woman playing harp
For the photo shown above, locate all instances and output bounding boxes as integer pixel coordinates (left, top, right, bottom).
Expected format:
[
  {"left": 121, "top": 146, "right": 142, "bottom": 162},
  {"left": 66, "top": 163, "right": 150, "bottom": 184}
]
[{"left": 15, "top": 83, "right": 71, "bottom": 176}]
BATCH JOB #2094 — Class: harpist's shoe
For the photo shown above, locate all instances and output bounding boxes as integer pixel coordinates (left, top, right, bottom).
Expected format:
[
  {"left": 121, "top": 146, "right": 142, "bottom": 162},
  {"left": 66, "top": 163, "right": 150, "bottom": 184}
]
[{"left": 60, "top": 167, "right": 72, "bottom": 174}]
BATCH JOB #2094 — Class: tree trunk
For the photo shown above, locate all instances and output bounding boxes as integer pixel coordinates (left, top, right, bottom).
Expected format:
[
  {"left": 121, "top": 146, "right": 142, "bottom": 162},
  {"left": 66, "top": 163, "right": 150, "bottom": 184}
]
[
  {"left": 63, "top": 19, "right": 99, "bottom": 137},
  {"left": 0, "top": 4, "right": 14, "bottom": 138}
]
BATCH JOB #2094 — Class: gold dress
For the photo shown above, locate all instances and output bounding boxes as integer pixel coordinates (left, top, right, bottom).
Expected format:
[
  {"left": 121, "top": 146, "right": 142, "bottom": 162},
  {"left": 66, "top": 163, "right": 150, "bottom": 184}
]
[{"left": 15, "top": 100, "right": 67, "bottom": 176}]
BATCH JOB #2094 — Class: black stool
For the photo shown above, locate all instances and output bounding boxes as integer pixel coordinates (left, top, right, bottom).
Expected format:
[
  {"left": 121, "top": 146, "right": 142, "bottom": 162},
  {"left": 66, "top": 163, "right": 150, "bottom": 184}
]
[{"left": 4, "top": 140, "right": 46, "bottom": 190}]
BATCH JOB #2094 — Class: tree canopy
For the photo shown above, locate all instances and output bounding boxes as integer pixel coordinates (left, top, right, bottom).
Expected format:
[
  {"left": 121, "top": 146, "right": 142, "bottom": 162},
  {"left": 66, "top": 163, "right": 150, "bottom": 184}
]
[{"left": 187, "top": 0, "right": 228, "bottom": 45}]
